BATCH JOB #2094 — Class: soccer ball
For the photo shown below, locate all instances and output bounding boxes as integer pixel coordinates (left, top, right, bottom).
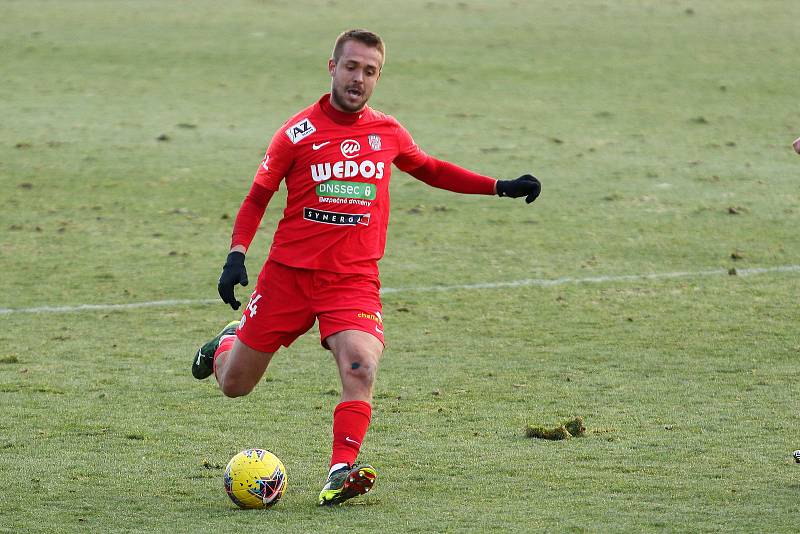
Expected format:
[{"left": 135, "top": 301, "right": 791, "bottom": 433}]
[{"left": 224, "top": 448, "right": 287, "bottom": 509}]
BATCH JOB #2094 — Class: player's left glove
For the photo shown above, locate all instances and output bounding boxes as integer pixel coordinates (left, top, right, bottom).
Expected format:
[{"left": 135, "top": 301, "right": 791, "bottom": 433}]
[{"left": 496, "top": 174, "right": 541, "bottom": 204}]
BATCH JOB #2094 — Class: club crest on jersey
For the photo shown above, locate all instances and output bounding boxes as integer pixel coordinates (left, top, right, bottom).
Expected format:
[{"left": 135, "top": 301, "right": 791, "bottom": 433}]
[
  {"left": 368, "top": 134, "right": 381, "bottom": 151},
  {"left": 285, "top": 118, "right": 316, "bottom": 144},
  {"left": 340, "top": 139, "right": 360, "bottom": 159}
]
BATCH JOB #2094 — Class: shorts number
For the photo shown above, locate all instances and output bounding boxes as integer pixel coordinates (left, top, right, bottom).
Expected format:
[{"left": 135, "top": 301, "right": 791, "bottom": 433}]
[{"left": 240, "top": 292, "right": 262, "bottom": 328}]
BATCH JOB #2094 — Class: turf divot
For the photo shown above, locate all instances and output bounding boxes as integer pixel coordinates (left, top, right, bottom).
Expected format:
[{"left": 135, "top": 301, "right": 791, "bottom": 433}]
[{"left": 525, "top": 417, "right": 586, "bottom": 440}]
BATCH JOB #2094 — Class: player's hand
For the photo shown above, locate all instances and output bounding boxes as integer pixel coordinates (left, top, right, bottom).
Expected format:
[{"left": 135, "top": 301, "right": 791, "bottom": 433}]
[
  {"left": 793, "top": 137, "right": 800, "bottom": 154},
  {"left": 496, "top": 174, "right": 541, "bottom": 204},
  {"left": 218, "top": 251, "right": 249, "bottom": 310}
]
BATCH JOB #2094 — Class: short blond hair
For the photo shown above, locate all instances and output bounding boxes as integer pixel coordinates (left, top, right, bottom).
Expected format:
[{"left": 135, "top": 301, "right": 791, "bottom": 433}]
[{"left": 332, "top": 29, "right": 385, "bottom": 67}]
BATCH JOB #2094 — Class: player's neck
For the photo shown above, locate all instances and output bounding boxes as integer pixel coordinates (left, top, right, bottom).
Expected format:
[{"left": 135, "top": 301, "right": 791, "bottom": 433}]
[{"left": 322, "top": 94, "right": 364, "bottom": 125}]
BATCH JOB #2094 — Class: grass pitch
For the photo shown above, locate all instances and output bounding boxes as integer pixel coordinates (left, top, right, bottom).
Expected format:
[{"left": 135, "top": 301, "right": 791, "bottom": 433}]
[{"left": 1, "top": 1, "right": 799, "bottom": 532}]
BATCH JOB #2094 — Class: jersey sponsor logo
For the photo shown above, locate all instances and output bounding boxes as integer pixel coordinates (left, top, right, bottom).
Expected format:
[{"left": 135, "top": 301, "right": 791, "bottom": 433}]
[
  {"left": 312, "top": 141, "right": 331, "bottom": 150},
  {"left": 318, "top": 196, "right": 371, "bottom": 207},
  {"left": 310, "top": 160, "right": 385, "bottom": 182},
  {"left": 285, "top": 118, "right": 316, "bottom": 144},
  {"left": 315, "top": 180, "right": 377, "bottom": 200},
  {"left": 368, "top": 134, "right": 381, "bottom": 151},
  {"left": 357, "top": 311, "right": 383, "bottom": 325},
  {"left": 303, "top": 207, "right": 370, "bottom": 226},
  {"left": 340, "top": 139, "right": 361, "bottom": 158},
  {"left": 260, "top": 154, "right": 270, "bottom": 171}
]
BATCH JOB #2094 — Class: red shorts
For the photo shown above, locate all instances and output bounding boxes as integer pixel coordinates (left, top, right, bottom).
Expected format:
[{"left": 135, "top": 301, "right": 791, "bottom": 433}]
[{"left": 235, "top": 260, "right": 384, "bottom": 353}]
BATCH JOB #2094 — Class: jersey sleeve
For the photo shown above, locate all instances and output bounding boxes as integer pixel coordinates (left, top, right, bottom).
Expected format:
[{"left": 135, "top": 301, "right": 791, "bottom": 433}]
[
  {"left": 392, "top": 122, "right": 430, "bottom": 172},
  {"left": 230, "top": 183, "right": 275, "bottom": 251},
  {"left": 253, "top": 126, "right": 295, "bottom": 191},
  {"left": 406, "top": 157, "right": 497, "bottom": 195}
]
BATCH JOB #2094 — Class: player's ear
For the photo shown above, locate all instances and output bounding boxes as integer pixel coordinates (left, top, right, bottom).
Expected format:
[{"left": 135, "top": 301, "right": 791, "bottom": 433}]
[{"left": 328, "top": 58, "right": 336, "bottom": 76}]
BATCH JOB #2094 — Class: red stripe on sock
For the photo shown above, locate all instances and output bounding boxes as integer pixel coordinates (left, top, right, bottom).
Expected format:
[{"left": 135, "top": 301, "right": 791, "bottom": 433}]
[
  {"left": 330, "top": 400, "right": 372, "bottom": 467},
  {"left": 212, "top": 336, "right": 236, "bottom": 377},
  {"left": 215, "top": 335, "right": 236, "bottom": 358}
]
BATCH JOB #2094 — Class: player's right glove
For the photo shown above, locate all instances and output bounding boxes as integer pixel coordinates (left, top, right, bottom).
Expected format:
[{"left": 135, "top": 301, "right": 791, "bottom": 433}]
[
  {"left": 496, "top": 174, "right": 541, "bottom": 204},
  {"left": 218, "top": 251, "right": 249, "bottom": 310}
]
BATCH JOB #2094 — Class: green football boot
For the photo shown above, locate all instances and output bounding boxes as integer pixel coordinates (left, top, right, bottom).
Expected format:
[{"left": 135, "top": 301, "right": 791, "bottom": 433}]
[
  {"left": 317, "top": 464, "right": 377, "bottom": 506},
  {"left": 191, "top": 320, "right": 240, "bottom": 380}
]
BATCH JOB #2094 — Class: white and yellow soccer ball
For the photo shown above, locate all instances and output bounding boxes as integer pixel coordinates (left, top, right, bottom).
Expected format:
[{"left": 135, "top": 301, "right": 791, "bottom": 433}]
[{"left": 224, "top": 448, "right": 287, "bottom": 509}]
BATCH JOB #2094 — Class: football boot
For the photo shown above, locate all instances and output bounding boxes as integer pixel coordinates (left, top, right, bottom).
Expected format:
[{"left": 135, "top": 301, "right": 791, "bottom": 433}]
[
  {"left": 191, "top": 320, "right": 239, "bottom": 379},
  {"left": 317, "top": 463, "right": 377, "bottom": 506}
]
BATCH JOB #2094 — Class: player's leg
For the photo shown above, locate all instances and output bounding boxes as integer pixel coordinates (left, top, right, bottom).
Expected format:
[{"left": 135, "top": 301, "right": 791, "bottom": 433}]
[
  {"left": 327, "top": 329, "right": 383, "bottom": 402},
  {"left": 214, "top": 338, "right": 274, "bottom": 398},
  {"left": 191, "top": 320, "right": 274, "bottom": 397},
  {"left": 192, "top": 260, "right": 314, "bottom": 397},
  {"left": 308, "top": 269, "right": 385, "bottom": 505},
  {"left": 318, "top": 328, "right": 383, "bottom": 505}
]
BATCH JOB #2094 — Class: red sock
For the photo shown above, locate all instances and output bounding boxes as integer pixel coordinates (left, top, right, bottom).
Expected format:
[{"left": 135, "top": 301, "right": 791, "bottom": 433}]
[
  {"left": 212, "top": 335, "right": 236, "bottom": 377},
  {"left": 330, "top": 400, "right": 372, "bottom": 468}
]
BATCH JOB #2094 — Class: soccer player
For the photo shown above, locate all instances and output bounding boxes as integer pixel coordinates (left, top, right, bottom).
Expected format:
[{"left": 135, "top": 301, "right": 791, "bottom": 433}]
[{"left": 191, "top": 29, "right": 541, "bottom": 506}]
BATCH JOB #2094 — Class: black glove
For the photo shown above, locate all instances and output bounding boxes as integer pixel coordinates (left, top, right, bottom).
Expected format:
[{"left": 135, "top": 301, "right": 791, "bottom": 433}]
[
  {"left": 218, "top": 251, "right": 249, "bottom": 310},
  {"left": 496, "top": 174, "right": 541, "bottom": 204}
]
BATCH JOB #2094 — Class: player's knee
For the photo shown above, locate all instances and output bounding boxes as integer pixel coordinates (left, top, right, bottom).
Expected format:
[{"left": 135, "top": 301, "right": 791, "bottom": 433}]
[
  {"left": 344, "top": 355, "right": 378, "bottom": 386},
  {"left": 220, "top": 375, "right": 256, "bottom": 398}
]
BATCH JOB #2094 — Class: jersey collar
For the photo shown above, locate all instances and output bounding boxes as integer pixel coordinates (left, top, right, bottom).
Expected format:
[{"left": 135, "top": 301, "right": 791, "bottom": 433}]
[{"left": 319, "top": 93, "right": 367, "bottom": 125}]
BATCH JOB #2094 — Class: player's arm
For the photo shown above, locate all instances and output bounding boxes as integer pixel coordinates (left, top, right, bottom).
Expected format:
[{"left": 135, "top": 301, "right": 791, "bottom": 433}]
[
  {"left": 404, "top": 157, "right": 541, "bottom": 203},
  {"left": 217, "top": 182, "right": 276, "bottom": 310},
  {"left": 394, "top": 123, "right": 541, "bottom": 204},
  {"left": 404, "top": 156, "right": 496, "bottom": 194},
  {"left": 218, "top": 131, "right": 291, "bottom": 310}
]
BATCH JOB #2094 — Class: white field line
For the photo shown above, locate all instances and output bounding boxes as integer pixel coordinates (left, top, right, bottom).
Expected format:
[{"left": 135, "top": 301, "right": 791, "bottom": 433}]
[{"left": 1, "top": 264, "right": 798, "bottom": 315}]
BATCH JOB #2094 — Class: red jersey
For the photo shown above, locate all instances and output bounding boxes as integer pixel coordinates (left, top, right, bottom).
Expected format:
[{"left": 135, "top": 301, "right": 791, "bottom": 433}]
[{"left": 253, "top": 94, "right": 429, "bottom": 275}]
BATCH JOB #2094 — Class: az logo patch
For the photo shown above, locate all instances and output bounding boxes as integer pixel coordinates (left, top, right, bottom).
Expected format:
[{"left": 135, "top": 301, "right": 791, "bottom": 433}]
[{"left": 285, "top": 118, "right": 316, "bottom": 144}]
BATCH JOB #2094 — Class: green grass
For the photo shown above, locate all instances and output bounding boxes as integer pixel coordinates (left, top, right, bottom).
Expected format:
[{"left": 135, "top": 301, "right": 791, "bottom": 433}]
[{"left": 1, "top": 0, "right": 799, "bottom": 532}]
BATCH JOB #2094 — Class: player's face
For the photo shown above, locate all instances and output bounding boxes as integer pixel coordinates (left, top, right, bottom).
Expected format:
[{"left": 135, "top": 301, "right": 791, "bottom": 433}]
[{"left": 328, "top": 40, "right": 382, "bottom": 113}]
